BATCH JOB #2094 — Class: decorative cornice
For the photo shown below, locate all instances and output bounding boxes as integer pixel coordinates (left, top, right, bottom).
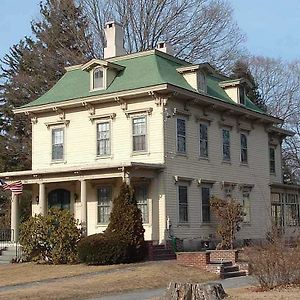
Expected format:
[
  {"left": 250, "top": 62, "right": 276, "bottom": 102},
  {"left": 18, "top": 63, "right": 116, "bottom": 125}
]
[{"left": 89, "top": 113, "right": 116, "bottom": 122}]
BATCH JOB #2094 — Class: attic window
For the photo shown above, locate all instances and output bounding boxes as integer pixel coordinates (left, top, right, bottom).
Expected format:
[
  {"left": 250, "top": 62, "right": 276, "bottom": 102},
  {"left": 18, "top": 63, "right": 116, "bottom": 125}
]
[
  {"left": 239, "top": 86, "right": 245, "bottom": 105},
  {"left": 197, "top": 70, "right": 207, "bottom": 93},
  {"left": 93, "top": 67, "right": 104, "bottom": 90}
]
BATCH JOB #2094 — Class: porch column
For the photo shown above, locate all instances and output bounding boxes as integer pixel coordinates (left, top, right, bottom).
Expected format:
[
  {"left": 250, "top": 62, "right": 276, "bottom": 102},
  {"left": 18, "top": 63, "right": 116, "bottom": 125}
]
[
  {"left": 80, "top": 179, "right": 87, "bottom": 235},
  {"left": 39, "top": 183, "right": 46, "bottom": 216},
  {"left": 11, "top": 193, "right": 19, "bottom": 242}
]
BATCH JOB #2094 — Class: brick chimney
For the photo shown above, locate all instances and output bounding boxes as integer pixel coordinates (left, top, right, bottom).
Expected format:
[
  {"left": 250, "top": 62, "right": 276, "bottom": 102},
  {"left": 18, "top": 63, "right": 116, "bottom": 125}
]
[{"left": 104, "top": 21, "right": 125, "bottom": 59}]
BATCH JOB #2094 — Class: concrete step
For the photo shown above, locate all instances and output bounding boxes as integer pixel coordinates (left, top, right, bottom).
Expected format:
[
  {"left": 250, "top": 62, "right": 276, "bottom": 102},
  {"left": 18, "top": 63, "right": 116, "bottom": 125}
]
[
  {"left": 210, "top": 261, "right": 233, "bottom": 267},
  {"left": 221, "top": 270, "right": 247, "bottom": 279},
  {"left": 223, "top": 265, "right": 239, "bottom": 272}
]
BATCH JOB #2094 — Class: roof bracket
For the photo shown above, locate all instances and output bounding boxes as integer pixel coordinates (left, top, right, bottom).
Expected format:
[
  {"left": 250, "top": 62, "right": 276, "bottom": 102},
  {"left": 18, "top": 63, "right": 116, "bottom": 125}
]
[
  {"left": 82, "top": 102, "right": 95, "bottom": 115},
  {"left": 52, "top": 107, "right": 65, "bottom": 120},
  {"left": 114, "top": 97, "right": 127, "bottom": 110}
]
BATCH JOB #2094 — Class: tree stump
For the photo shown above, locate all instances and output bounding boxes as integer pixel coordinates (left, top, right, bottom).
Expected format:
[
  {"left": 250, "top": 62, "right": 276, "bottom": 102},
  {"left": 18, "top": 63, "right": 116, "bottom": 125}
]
[{"left": 162, "top": 282, "right": 227, "bottom": 300}]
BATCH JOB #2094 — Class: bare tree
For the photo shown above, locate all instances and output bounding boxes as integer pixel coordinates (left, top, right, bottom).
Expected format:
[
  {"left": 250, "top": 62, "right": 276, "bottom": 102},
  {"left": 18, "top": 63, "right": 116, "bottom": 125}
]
[
  {"left": 80, "top": 0, "right": 245, "bottom": 72},
  {"left": 247, "top": 56, "right": 300, "bottom": 182}
]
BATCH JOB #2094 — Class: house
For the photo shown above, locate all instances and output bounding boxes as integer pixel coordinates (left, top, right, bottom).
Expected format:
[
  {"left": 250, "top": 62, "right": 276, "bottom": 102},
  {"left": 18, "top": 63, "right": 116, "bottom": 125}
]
[{"left": 1, "top": 21, "right": 299, "bottom": 247}]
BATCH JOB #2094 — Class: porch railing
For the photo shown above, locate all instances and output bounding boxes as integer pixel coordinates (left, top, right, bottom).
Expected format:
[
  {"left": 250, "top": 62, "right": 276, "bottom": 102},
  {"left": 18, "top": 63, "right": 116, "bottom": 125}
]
[{"left": 0, "top": 229, "right": 22, "bottom": 261}]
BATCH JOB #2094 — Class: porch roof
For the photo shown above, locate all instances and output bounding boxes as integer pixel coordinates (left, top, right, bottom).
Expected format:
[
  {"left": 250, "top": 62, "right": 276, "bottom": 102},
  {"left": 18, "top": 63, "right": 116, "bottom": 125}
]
[
  {"left": 270, "top": 182, "right": 300, "bottom": 192},
  {"left": 0, "top": 162, "right": 164, "bottom": 184}
]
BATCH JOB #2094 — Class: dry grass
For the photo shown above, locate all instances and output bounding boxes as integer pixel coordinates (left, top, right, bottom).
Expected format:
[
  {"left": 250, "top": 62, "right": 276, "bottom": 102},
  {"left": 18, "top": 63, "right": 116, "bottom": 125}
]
[
  {"left": 0, "top": 261, "right": 216, "bottom": 300},
  {"left": 227, "top": 286, "right": 300, "bottom": 300}
]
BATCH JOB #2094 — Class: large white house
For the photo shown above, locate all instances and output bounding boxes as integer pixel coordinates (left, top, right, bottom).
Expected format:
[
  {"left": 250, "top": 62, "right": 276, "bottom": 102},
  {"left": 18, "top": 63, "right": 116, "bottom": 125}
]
[{"left": 1, "top": 22, "right": 299, "bottom": 247}]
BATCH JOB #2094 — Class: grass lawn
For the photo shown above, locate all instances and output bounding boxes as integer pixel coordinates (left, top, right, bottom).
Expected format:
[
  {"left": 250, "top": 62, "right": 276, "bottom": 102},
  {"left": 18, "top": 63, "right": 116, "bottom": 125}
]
[
  {"left": 0, "top": 261, "right": 216, "bottom": 300},
  {"left": 227, "top": 286, "right": 300, "bottom": 299}
]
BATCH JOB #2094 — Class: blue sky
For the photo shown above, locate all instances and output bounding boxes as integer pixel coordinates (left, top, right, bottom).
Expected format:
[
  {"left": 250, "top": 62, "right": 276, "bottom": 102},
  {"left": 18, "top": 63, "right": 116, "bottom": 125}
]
[{"left": 0, "top": 0, "right": 299, "bottom": 61}]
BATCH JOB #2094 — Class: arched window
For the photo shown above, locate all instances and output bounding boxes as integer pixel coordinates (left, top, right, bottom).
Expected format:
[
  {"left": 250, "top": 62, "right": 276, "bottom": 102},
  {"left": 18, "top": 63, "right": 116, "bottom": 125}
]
[
  {"left": 48, "top": 189, "right": 71, "bottom": 210},
  {"left": 93, "top": 67, "right": 104, "bottom": 89}
]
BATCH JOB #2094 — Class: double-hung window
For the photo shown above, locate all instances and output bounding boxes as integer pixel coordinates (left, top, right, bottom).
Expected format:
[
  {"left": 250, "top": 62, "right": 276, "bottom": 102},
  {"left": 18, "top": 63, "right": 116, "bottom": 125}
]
[
  {"left": 132, "top": 116, "right": 147, "bottom": 152},
  {"left": 222, "top": 129, "right": 230, "bottom": 161},
  {"left": 97, "top": 122, "right": 111, "bottom": 156},
  {"left": 93, "top": 67, "right": 104, "bottom": 90},
  {"left": 52, "top": 128, "right": 64, "bottom": 161},
  {"left": 97, "top": 186, "right": 112, "bottom": 224},
  {"left": 285, "top": 194, "right": 299, "bottom": 226},
  {"left": 242, "top": 190, "right": 251, "bottom": 223},
  {"left": 199, "top": 123, "right": 208, "bottom": 158},
  {"left": 269, "top": 147, "right": 276, "bottom": 174},
  {"left": 135, "top": 186, "right": 149, "bottom": 223},
  {"left": 201, "top": 187, "right": 210, "bottom": 222},
  {"left": 240, "top": 133, "right": 248, "bottom": 164},
  {"left": 177, "top": 118, "right": 186, "bottom": 153},
  {"left": 178, "top": 185, "right": 188, "bottom": 223}
]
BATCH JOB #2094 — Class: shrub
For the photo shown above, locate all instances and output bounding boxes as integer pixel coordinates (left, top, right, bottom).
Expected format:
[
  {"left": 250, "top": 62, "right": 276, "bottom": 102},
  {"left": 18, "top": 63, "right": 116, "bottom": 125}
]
[
  {"left": 78, "top": 183, "right": 146, "bottom": 265},
  {"left": 210, "top": 196, "right": 244, "bottom": 250},
  {"left": 20, "top": 208, "right": 82, "bottom": 264},
  {"left": 246, "top": 229, "right": 300, "bottom": 289}
]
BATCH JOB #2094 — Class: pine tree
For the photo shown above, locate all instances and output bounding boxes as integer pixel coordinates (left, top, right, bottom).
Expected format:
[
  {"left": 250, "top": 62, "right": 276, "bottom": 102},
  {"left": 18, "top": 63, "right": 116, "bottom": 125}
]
[
  {"left": 0, "top": 0, "right": 93, "bottom": 171},
  {"left": 231, "top": 59, "right": 267, "bottom": 112},
  {"left": 106, "top": 183, "right": 145, "bottom": 261}
]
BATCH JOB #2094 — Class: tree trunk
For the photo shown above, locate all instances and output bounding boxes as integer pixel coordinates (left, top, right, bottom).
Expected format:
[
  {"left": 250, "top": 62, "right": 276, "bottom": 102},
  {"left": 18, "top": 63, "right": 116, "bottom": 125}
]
[{"left": 162, "top": 282, "right": 227, "bottom": 300}]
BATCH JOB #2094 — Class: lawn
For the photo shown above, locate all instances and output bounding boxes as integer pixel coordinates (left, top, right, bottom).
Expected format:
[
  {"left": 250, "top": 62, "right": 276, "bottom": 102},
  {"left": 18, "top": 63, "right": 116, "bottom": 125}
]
[{"left": 0, "top": 261, "right": 216, "bottom": 300}]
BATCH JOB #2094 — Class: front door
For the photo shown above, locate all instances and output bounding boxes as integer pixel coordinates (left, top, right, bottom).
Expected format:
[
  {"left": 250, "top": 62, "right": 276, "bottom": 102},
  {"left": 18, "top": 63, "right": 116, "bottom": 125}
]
[{"left": 48, "top": 189, "right": 71, "bottom": 210}]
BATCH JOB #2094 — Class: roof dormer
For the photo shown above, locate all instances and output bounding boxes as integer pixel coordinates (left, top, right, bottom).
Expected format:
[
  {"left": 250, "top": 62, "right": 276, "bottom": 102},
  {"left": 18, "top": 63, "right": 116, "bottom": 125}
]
[
  {"left": 219, "top": 78, "right": 253, "bottom": 106},
  {"left": 177, "top": 63, "right": 215, "bottom": 94},
  {"left": 81, "top": 59, "right": 124, "bottom": 92}
]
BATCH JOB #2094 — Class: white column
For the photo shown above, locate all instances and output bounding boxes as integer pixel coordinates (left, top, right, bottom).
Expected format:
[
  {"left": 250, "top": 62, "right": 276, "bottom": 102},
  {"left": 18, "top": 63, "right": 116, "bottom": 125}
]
[
  {"left": 80, "top": 180, "right": 87, "bottom": 235},
  {"left": 11, "top": 193, "right": 19, "bottom": 242},
  {"left": 39, "top": 183, "right": 46, "bottom": 216}
]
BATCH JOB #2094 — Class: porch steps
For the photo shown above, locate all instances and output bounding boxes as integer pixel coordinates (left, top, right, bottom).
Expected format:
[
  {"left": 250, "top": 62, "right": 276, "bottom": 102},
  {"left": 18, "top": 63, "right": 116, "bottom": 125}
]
[
  {"left": 209, "top": 260, "right": 247, "bottom": 279},
  {"left": 0, "top": 246, "right": 20, "bottom": 264},
  {"left": 152, "top": 244, "right": 176, "bottom": 261}
]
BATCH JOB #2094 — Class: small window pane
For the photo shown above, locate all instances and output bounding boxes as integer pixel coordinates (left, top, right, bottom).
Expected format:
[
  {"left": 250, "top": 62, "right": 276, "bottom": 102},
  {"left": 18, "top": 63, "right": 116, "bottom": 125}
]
[
  {"left": 222, "top": 129, "right": 230, "bottom": 161},
  {"left": 133, "top": 117, "right": 147, "bottom": 152},
  {"left": 52, "top": 128, "right": 64, "bottom": 160},
  {"left": 93, "top": 68, "right": 104, "bottom": 89},
  {"left": 240, "top": 133, "right": 248, "bottom": 163},
  {"left": 97, "top": 187, "right": 112, "bottom": 224},
  {"left": 177, "top": 119, "right": 186, "bottom": 153},
  {"left": 200, "top": 123, "right": 208, "bottom": 157},
  {"left": 135, "top": 186, "right": 148, "bottom": 223},
  {"left": 178, "top": 186, "right": 188, "bottom": 222},
  {"left": 97, "top": 122, "right": 110, "bottom": 156},
  {"left": 202, "top": 187, "right": 210, "bottom": 222}
]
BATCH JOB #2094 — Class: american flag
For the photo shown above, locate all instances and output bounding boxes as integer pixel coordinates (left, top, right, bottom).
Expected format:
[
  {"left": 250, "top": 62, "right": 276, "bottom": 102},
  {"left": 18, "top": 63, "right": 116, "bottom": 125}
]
[{"left": 0, "top": 179, "right": 23, "bottom": 195}]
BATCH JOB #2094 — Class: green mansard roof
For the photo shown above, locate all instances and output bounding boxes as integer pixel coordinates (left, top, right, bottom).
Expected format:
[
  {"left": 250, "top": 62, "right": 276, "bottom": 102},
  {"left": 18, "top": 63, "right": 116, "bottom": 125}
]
[{"left": 21, "top": 50, "right": 263, "bottom": 114}]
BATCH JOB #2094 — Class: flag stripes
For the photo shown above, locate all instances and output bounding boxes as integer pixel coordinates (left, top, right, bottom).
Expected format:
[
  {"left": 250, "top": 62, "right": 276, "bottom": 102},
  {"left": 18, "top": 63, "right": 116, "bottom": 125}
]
[{"left": 0, "top": 179, "right": 23, "bottom": 195}]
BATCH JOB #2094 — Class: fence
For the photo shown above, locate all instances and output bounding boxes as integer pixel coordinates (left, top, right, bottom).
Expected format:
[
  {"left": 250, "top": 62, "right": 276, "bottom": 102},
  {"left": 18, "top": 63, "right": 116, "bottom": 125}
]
[{"left": 0, "top": 229, "right": 22, "bottom": 261}]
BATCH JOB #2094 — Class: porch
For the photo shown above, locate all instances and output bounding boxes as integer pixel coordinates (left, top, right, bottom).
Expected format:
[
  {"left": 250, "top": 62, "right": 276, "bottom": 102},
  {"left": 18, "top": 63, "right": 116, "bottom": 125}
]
[{"left": 0, "top": 162, "right": 164, "bottom": 242}]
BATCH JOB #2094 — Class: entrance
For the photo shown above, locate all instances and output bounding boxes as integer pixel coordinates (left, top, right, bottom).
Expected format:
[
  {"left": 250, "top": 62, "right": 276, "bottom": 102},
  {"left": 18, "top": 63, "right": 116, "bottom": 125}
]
[{"left": 48, "top": 189, "right": 71, "bottom": 210}]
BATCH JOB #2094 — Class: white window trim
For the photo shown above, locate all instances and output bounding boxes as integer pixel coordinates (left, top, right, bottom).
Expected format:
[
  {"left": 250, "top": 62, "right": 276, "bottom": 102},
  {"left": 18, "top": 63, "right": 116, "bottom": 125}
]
[
  {"left": 199, "top": 122, "right": 209, "bottom": 159},
  {"left": 51, "top": 126, "right": 66, "bottom": 163},
  {"left": 90, "top": 66, "right": 106, "bottom": 92},
  {"left": 131, "top": 114, "right": 148, "bottom": 154},
  {"left": 96, "top": 120, "right": 112, "bottom": 158},
  {"left": 221, "top": 128, "right": 231, "bottom": 162},
  {"left": 240, "top": 132, "right": 249, "bottom": 165},
  {"left": 269, "top": 146, "right": 276, "bottom": 174},
  {"left": 200, "top": 184, "right": 212, "bottom": 224},
  {"left": 242, "top": 189, "right": 251, "bottom": 224},
  {"left": 135, "top": 184, "right": 150, "bottom": 225}
]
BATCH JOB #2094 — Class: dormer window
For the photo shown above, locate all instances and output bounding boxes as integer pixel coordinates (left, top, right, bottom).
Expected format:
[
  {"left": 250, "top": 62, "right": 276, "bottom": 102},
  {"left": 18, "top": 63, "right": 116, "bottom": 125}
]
[
  {"left": 239, "top": 86, "right": 245, "bottom": 105},
  {"left": 197, "top": 70, "right": 207, "bottom": 93},
  {"left": 93, "top": 67, "right": 104, "bottom": 90}
]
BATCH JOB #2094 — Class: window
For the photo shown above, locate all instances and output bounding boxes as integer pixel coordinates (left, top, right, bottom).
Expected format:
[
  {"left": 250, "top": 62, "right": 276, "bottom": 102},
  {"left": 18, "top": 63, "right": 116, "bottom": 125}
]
[
  {"left": 199, "top": 123, "right": 208, "bottom": 158},
  {"left": 93, "top": 67, "right": 104, "bottom": 90},
  {"left": 240, "top": 133, "right": 248, "bottom": 163},
  {"left": 239, "top": 86, "right": 245, "bottom": 105},
  {"left": 201, "top": 187, "right": 210, "bottom": 222},
  {"left": 224, "top": 186, "right": 233, "bottom": 199},
  {"left": 178, "top": 185, "right": 188, "bottom": 223},
  {"left": 242, "top": 191, "right": 251, "bottom": 223},
  {"left": 52, "top": 128, "right": 64, "bottom": 160},
  {"left": 269, "top": 147, "right": 276, "bottom": 173},
  {"left": 132, "top": 116, "right": 147, "bottom": 152},
  {"left": 197, "top": 71, "right": 206, "bottom": 93},
  {"left": 177, "top": 118, "right": 186, "bottom": 153},
  {"left": 135, "top": 186, "right": 149, "bottom": 223},
  {"left": 222, "top": 129, "right": 230, "bottom": 161},
  {"left": 97, "top": 122, "right": 111, "bottom": 156},
  {"left": 97, "top": 186, "right": 112, "bottom": 224},
  {"left": 271, "top": 193, "right": 283, "bottom": 227},
  {"left": 285, "top": 194, "right": 299, "bottom": 226}
]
